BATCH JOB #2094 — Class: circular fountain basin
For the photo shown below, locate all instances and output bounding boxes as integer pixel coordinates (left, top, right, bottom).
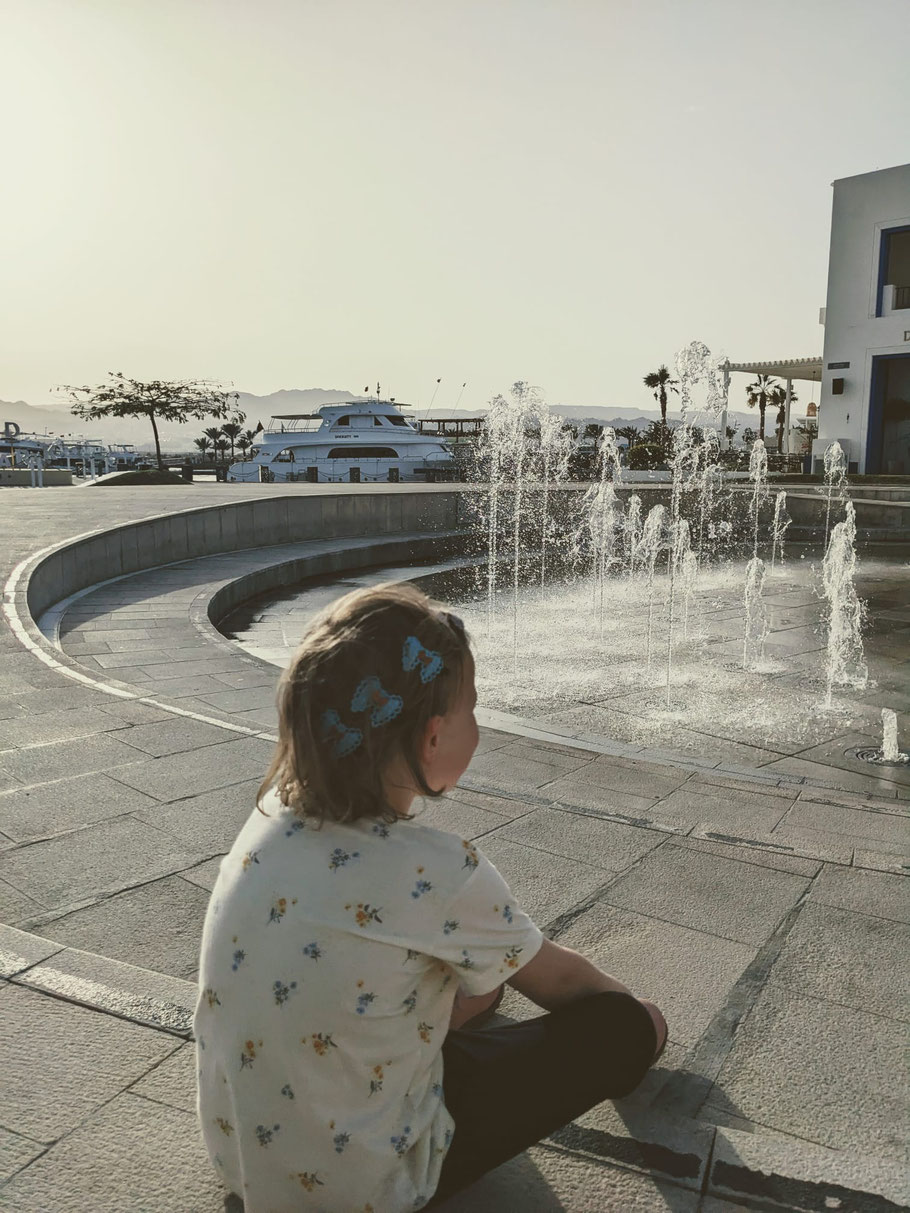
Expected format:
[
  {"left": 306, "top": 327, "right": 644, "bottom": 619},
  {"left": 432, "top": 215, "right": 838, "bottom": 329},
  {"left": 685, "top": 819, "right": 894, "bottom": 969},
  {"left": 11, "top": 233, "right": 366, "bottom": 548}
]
[{"left": 221, "top": 551, "right": 910, "bottom": 790}]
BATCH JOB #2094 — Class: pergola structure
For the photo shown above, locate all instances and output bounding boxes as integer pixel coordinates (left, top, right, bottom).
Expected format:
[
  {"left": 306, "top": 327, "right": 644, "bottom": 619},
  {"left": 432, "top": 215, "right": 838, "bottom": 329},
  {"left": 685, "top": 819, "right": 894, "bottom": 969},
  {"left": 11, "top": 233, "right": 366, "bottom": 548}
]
[{"left": 724, "top": 356, "right": 822, "bottom": 453}]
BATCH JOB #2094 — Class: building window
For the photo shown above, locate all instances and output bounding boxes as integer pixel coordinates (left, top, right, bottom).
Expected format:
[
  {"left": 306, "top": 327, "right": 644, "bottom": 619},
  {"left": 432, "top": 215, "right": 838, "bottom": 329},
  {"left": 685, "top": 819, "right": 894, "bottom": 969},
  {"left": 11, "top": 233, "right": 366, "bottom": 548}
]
[{"left": 877, "top": 226, "right": 910, "bottom": 315}]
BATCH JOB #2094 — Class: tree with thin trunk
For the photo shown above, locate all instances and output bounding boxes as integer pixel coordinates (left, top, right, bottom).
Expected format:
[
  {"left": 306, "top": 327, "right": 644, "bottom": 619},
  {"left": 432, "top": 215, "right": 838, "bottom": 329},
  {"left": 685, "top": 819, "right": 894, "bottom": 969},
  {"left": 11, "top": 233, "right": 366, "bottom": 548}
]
[
  {"left": 204, "top": 426, "right": 226, "bottom": 458},
  {"left": 615, "top": 425, "right": 641, "bottom": 446},
  {"left": 237, "top": 428, "right": 258, "bottom": 459},
  {"left": 769, "top": 384, "right": 797, "bottom": 453},
  {"left": 745, "top": 373, "right": 780, "bottom": 441},
  {"left": 642, "top": 365, "right": 679, "bottom": 429},
  {"left": 214, "top": 438, "right": 229, "bottom": 461},
  {"left": 220, "top": 421, "right": 244, "bottom": 462},
  {"left": 193, "top": 436, "right": 210, "bottom": 463},
  {"left": 62, "top": 372, "right": 240, "bottom": 472}
]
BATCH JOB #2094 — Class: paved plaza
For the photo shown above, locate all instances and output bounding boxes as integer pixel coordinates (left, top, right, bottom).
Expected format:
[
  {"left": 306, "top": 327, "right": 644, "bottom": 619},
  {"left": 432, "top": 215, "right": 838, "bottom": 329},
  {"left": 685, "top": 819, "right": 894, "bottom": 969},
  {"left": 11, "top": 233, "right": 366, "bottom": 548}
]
[{"left": 0, "top": 484, "right": 908, "bottom": 1212}]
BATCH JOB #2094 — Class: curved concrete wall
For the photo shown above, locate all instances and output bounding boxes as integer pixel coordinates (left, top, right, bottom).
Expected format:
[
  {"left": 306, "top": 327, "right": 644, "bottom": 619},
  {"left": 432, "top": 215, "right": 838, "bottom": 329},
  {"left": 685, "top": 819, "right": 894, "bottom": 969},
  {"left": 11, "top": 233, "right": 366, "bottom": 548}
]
[
  {"left": 23, "top": 480, "right": 907, "bottom": 630},
  {"left": 25, "top": 489, "right": 471, "bottom": 621},
  {"left": 204, "top": 533, "right": 471, "bottom": 630}
]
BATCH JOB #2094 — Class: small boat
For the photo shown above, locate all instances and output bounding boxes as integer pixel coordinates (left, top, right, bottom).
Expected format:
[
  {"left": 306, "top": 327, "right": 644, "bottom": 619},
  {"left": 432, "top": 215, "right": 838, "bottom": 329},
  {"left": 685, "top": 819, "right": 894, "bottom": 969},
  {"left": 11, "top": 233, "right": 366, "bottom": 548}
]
[{"left": 227, "top": 397, "right": 456, "bottom": 484}]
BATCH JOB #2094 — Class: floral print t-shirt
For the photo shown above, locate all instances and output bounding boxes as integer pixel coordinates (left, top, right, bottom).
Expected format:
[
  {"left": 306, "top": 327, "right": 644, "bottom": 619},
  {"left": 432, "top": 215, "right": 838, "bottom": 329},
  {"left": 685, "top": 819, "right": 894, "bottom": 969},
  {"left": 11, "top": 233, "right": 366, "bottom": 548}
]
[{"left": 194, "top": 792, "right": 544, "bottom": 1213}]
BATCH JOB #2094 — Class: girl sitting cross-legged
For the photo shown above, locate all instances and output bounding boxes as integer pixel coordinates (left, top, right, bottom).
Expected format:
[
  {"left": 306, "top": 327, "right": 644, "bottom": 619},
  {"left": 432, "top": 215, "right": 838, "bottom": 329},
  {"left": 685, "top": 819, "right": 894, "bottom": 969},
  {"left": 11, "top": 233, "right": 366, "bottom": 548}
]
[{"left": 195, "top": 582, "right": 667, "bottom": 1212}]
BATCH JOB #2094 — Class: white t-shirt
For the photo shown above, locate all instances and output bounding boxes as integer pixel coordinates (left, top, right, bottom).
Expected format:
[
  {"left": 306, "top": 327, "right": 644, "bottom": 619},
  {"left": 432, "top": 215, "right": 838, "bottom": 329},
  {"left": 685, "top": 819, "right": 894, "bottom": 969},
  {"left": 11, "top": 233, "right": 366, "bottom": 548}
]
[{"left": 195, "top": 792, "right": 544, "bottom": 1213}]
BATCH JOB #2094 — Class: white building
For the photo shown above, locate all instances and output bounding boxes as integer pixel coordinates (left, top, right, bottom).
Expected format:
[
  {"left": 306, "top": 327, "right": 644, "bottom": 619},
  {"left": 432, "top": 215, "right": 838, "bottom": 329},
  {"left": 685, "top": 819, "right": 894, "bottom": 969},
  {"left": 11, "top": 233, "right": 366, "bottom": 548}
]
[{"left": 816, "top": 162, "right": 910, "bottom": 474}]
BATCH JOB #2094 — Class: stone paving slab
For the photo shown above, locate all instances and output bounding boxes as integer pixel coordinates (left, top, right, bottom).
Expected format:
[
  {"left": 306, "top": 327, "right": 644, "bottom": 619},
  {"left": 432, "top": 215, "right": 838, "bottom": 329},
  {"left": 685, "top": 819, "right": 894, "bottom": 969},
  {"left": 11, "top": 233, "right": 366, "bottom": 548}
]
[
  {"left": 601, "top": 842, "right": 811, "bottom": 946},
  {"left": 704, "top": 983, "right": 909, "bottom": 1163},
  {"left": 0, "top": 731, "right": 143, "bottom": 785},
  {"left": 0, "top": 878, "right": 45, "bottom": 923},
  {"left": 0, "top": 1090, "right": 225, "bottom": 1213},
  {"left": 0, "top": 771, "right": 159, "bottom": 843},
  {"left": 640, "top": 785, "right": 795, "bottom": 834},
  {"left": 13, "top": 943, "right": 197, "bottom": 1030},
  {"left": 0, "top": 1128, "right": 44, "bottom": 1185},
  {"left": 488, "top": 806, "right": 666, "bottom": 872},
  {"left": 474, "top": 835, "right": 611, "bottom": 925},
  {"left": 535, "top": 770, "right": 664, "bottom": 816},
  {"left": 807, "top": 862, "right": 910, "bottom": 922},
  {"left": 131, "top": 777, "right": 262, "bottom": 853},
  {"left": 29, "top": 875, "right": 212, "bottom": 981},
  {"left": 554, "top": 899, "right": 756, "bottom": 1048},
  {"left": 437, "top": 1142, "right": 701, "bottom": 1212},
  {"left": 760, "top": 754, "right": 910, "bottom": 799},
  {"left": 773, "top": 795, "right": 910, "bottom": 849},
  {"left": 707, "top": 1126, "right": 910, "bottom": 1212},
  {"left": 114, "top": 715, "right": 242, "bottom": 757},
  {"left": 0, "top": 704, "right": 128, "bottom": 748},
  {"left": 128, "top": 1040, "right": 197, "bottom": 1114},
  {"left": 0, "top": 981, "right": 177, "bottom": 1143},
  {"left": 450, "top": 746, "right": 595, "bottom": 793},
  {"left": 106, "top": 735, "right": 273, "bottom": 801},
  {"left": 768, "top": 900, "right": 909, "bottom": 1022},
  {"left": 1, "top": 815, "right": 209, "bottom": 912},
  {"left": 406, "top": 796, "right": 524, "bottom": 840},
  {"left": 670, "top": 833, "right": 822, "bottom": 878},
  {"left": 178, "top": 856, "right": 225, "bottom": 891},
  {"left": 0, "top": 924, "right": 64, "bottom": 977}
]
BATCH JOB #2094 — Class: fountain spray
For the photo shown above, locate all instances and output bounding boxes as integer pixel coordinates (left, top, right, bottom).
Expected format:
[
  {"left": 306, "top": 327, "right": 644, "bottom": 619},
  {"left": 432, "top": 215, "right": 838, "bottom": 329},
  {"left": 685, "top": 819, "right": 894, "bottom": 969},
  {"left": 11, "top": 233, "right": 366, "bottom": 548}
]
[
  {"left": 681, "top": 547, "right": 699, "bottom": 640},
  {"left": 580, "top": 427, "right": 624, "bottom": 629},
  {"left": 637, "top": 504, "right": 666, "bottom": 668},
  {"left": 747, "top": 440, "right": 770, "bottom": 560},
  {"left": 482, "top": 394, "right": 512, "bottom": 636},
  {"left": 538, "top": 408, "right": 571, "bottom": 589},
  {"left": 876, "top": 709, "right": 909, "bottom": 764},
  {"left": 695, "top": 429, "right": 722, "bottom": 565},
  {"left": 823, "top": 441, "right": 848, "bottom": 552},
  {"left": 508, "top": 382, "right": 539, "bottom": 671},
  {"left": 822, "top": 500, "right": 867, "bottom": 708},
  {"left": 770, "top": 491, "right": 791, "bottom": 572},
  {"left": 624, "top": 494, "right": 643, "bottom": 576},
  {"left": 742, "top": 557, "right": 769, "bottom": 671},
  {"left": 665, "top": 520, "right": 692, "bottom": 706}
]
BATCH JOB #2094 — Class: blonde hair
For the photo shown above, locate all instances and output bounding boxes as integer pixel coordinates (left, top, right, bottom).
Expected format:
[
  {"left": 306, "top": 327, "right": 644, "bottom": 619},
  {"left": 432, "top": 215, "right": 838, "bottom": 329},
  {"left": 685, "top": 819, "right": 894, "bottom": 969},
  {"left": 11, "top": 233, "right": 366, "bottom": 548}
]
[{"left": 258, "top": 581, "right": 471, "bottom": 826}]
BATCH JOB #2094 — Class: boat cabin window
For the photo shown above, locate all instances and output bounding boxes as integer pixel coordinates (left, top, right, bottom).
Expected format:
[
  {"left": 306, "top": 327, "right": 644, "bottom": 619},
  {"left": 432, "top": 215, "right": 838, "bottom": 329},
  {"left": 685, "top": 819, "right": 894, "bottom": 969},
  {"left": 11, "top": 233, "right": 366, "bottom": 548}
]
[
  {"left": 385, "top": 415, "right": 409, "bottom": 426},
  {"left": 273, "top": 448, "right": 295, "bottom": 463},
  {"left": 333, "top": 416, "right": 350, "bottom": 427},
  {"left": 327, "top": 446, "right": 399, "bottom": 459}
]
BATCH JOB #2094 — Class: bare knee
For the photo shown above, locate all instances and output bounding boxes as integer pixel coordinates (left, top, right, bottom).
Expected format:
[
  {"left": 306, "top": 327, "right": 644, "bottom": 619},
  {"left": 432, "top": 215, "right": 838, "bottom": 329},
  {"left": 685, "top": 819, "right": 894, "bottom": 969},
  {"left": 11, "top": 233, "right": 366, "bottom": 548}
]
[{"left": 638, "top": 999, "right": 667, "bottom": 1061}]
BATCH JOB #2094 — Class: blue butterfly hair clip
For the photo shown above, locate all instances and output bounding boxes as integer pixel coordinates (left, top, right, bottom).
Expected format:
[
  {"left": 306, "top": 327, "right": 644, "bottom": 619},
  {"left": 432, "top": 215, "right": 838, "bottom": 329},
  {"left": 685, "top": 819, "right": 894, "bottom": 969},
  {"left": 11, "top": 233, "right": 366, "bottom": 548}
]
[
  {"left": 350, "top": 676, "right": 403, "bottom": 727},
  {"left": 402, "top": 636, "right": 444, "bottom": 684},
  {"left": 320, "top": 709, "right": 363, "bottom": 758}
]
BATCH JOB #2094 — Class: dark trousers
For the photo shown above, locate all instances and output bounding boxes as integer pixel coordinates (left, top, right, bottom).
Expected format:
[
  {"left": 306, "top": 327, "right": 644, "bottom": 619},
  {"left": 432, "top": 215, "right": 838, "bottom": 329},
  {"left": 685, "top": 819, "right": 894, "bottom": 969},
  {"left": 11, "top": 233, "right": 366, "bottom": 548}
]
[{"left": 422, "top": 991, "right": 657, "bottom": 1209}]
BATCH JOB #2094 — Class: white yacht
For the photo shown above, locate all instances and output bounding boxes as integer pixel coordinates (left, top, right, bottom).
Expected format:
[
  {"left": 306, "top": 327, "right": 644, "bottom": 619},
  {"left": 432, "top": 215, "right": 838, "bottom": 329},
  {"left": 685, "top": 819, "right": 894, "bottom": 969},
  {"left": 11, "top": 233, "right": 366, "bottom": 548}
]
[{"left": 227, "top": 398, "right": 457, "bottom": 484}]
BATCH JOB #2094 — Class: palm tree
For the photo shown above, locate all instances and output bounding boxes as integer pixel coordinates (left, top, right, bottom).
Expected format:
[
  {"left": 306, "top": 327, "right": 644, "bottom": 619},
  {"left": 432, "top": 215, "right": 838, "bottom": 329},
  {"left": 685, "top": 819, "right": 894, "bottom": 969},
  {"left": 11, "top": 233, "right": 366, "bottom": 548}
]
[
  {"left": 213, "top": 437, "right": 229, "bottom": 462},
  {"left": 643, "top": 365, "right": 679, "bottom": 429},
  {"left": 204, "top": 425, "right": 224, "bottom": 454},
  {"left": 221, "top": 421, "right": 243, "bottom": 461},
  {"left": 769, "top": 384, "right": 798, "bottom": 452},
  {"left": 615, "top": 425, "right": 641, "bottom": 446},
  {"left": 237, "top": 428, "right": 259, "bottom": 459},
  {"left": 193, "top": 436, "right": 210, "bottom": 463},
  {"left": 745, "top": 374, "right": 780, "bottom": 440}
]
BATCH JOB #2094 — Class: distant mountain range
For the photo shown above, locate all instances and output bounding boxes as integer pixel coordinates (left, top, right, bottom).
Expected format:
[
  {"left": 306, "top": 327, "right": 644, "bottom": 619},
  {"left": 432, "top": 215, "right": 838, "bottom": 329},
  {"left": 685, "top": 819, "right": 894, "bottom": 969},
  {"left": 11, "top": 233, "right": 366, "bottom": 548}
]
[{"left": 1, "top": 389, "right": 787, "bottom": 454}]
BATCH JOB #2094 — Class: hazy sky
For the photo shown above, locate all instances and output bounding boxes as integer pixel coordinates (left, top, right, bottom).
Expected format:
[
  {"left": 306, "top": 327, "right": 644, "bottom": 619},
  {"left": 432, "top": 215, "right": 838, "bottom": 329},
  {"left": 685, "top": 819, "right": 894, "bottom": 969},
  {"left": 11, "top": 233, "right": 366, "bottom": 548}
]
[{"left": 2, "top": 0, "right": 908, "bottom": 413}]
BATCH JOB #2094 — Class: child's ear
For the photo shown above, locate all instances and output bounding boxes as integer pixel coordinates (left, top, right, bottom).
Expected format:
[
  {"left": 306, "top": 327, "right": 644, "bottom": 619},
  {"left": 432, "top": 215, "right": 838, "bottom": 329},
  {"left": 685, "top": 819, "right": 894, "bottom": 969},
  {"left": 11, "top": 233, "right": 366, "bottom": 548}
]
[{"left": 419, "top": 715, "right": 444, "bottom": 767}]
